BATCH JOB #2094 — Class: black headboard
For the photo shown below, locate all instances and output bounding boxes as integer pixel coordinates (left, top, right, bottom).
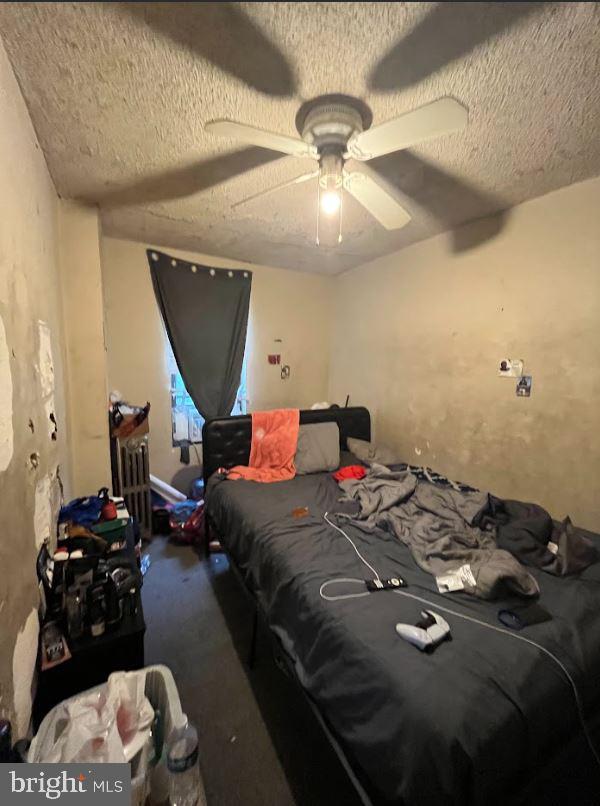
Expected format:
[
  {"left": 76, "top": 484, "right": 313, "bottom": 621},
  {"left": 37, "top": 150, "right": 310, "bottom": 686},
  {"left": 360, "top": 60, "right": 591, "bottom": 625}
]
[{"left": 202, "top": 406, "right": 371, "bottom": 486}]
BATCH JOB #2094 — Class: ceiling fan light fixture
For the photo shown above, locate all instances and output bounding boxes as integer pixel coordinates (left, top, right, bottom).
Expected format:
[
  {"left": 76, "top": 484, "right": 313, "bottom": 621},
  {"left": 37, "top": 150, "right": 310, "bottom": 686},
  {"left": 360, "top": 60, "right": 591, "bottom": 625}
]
[
  {"left": 319, "top": 152, "right": 343, "bottom": 190},
  {"left": 320, "top": 189, "right": 341, "bottom": 215},
  {"left": 316, "top": 185, "right": 343, "bottom": 248},
  {"left": 316, "top": 151, "right": 344, "bottom": 244}
]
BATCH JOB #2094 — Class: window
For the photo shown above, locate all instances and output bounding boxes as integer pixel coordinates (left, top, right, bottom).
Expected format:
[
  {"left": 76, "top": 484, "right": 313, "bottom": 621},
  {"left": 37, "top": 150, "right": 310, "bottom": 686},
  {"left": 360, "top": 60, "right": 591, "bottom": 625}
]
[{"left": 167, "top": 343, "right": 247, "bottom": 445}]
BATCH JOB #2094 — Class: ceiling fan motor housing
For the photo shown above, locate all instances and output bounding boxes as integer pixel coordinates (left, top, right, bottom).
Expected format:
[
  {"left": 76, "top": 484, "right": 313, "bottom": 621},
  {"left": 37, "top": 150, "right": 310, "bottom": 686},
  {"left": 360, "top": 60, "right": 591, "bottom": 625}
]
[{"left": 300, "top": 101, "right": 365, "bottom": 152}]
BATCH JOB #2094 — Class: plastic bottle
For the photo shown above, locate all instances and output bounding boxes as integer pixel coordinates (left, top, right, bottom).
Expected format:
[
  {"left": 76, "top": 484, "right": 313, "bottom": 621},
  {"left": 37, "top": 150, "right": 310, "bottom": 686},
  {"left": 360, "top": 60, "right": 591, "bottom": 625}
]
[
  {"left": 0, "top": 719, "right": 12, "bottom": 762},
  {"left": 166, "top": 722, "right": 206, "bottom": 806}
]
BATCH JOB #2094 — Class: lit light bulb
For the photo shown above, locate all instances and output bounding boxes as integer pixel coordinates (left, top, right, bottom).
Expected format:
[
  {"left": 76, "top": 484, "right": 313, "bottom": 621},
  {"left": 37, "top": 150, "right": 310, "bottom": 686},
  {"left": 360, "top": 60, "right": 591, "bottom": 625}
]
[
  {"left": 317, "top": 153, "right": 344, "bottom": 246},
  {"left": 320, "top": 190, "right": 341, "bottom": 215}
]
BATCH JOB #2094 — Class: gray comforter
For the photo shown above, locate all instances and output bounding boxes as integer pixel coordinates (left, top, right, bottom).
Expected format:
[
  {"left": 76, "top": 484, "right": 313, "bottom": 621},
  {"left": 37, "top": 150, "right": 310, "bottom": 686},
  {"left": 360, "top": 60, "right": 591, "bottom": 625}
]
[{"left": 338, "top": 464, "right": 539, "bottom": 599}]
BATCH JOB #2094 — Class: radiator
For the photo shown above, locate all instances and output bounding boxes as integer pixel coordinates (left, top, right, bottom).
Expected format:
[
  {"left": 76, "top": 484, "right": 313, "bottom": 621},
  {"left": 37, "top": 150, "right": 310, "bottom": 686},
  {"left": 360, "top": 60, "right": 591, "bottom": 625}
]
[{"left": 110, "top": 434, "right": 152, "bottom": 540}]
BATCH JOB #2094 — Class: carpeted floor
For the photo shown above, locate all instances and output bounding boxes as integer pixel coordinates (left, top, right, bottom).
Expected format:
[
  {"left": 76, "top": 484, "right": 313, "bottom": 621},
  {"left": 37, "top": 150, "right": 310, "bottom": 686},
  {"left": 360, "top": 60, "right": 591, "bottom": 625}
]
[{"left": 142, "top": 536, "right": 364, "bottom": 806}]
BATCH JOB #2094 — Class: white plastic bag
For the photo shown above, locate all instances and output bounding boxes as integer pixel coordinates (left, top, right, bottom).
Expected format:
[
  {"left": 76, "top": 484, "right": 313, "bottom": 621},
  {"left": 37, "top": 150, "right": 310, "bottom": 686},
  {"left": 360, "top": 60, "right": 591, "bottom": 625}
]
[
  {"left": 43, "top": 670, "right": 154, "bottom": 763},
  {"left": 109, "top": 670, "right": 154, "bottom": 760}
]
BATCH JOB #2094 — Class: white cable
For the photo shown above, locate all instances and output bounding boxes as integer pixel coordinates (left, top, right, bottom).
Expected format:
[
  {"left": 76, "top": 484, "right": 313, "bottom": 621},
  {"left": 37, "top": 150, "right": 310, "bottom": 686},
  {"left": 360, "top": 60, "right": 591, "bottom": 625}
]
[
  {"left": 324, "top": 511, "right": 380, "bottom": 582},
  {"left": 320, "top": 514, "right": 600, "bottom": 770},
  {"left": 320, "top": 578, "right": 371, "bottom": 601}
]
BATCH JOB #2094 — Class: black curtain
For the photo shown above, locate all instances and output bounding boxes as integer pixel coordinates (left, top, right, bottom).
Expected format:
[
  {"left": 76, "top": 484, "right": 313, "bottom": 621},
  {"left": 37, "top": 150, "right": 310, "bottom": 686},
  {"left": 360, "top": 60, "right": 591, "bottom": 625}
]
[{"left": 148, "top": 249, "right": 251, "bottom": 419}]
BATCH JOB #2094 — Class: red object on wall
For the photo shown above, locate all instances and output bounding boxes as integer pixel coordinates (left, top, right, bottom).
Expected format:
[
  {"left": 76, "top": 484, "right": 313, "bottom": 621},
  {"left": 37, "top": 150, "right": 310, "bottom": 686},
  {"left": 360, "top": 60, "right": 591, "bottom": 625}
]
[{"left": 268, "top": 354, "right": 281, "bottom": 365}]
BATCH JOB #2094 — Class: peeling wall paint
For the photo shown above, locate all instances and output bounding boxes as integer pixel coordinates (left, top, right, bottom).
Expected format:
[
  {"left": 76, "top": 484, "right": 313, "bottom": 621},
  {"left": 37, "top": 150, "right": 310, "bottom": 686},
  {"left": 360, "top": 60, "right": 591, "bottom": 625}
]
[
  {"left": 34, "top": 475, "right": 52, "bottom": 549},
  {"left": 0, "top": 39, "right": 71, "bottom": 737},
  {"left": 0, "top": 314, "right": 13, "bottom": 470},
  {"left": 37, "top": 320, "right": 54, "bottom": 398},
  {"left": 11, "top": 608, "right": 38, "bottom": 737},
  {"left": 36, "top": 320, "right": 57, "bottom": 443},
  {"left": 34, "top": 469, "right": 61, "bottom": 550}
]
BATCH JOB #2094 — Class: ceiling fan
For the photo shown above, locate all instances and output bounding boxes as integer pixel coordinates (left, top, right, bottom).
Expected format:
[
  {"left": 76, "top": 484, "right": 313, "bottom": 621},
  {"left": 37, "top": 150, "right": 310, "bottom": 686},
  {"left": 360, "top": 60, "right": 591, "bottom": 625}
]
[
  {"left": 205, "top": 96, "right": 467, "bottom": 245},
  {"left": 106, "top": 2, "right": 548, "bottom": 249}
]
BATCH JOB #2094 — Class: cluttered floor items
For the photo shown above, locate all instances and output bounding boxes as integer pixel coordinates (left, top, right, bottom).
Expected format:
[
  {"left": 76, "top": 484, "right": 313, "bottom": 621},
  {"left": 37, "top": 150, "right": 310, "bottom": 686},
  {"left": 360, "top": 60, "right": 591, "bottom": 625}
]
[
  {"left": 29, "top": 665, "right": 207, "bottom": 806},
  {"left": 33, "top": 488, "right": 147, "bottom": 731},
  {"left": 150, "top": 477, "right": 206, "bottom": 550},
  {"left": 38, "top": 488, "right": 143, "bottom": 668},
  {"left": 21, "top": 479, "right": 209, "bottom": 805}
]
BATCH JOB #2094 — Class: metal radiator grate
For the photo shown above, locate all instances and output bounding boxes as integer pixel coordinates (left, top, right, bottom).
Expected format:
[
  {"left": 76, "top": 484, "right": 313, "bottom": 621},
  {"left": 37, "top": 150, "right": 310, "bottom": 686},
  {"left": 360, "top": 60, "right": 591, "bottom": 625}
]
[{"left": 111, "top": 434, "right": 152, "bottom": 540}]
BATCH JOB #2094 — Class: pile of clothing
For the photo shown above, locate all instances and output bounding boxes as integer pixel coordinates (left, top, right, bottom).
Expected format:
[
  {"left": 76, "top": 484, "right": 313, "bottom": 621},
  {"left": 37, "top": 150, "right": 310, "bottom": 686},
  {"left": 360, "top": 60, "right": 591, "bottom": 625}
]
[{"left": 335, "top": 463, "right": 597, "bottom": 600}]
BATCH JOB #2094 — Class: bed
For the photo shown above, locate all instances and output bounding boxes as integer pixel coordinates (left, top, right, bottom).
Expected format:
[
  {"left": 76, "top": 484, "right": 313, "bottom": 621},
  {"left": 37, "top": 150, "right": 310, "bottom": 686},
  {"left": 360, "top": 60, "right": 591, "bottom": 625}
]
[{"left": 202, "top": 407, "right": 600, "bottom": 805}]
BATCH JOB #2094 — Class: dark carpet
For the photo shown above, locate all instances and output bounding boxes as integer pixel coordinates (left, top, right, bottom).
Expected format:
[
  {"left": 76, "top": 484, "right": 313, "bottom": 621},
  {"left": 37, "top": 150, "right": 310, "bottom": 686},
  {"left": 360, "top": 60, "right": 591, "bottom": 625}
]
[{"left": 142, "top": 537, "right": 364, "bottom": 806}]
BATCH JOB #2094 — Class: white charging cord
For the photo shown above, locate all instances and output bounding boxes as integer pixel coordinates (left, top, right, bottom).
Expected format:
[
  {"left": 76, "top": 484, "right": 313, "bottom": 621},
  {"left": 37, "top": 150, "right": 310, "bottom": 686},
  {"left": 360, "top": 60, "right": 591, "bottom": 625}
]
[
  {"left": 324, "top": 511, "right": 380, "bottom": 582},
  {"left": 320, "top": 513, "right": 600, "bottom": 769},
  {"left": 320, "top": 577, "right": 370, "bottom": 601}
]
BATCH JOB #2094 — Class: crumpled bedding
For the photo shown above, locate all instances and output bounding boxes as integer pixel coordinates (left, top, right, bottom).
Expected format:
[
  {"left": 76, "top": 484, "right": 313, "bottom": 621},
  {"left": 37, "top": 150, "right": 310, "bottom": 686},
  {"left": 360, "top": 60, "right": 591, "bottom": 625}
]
[{"left": 337, "top": 463, "right": 539, "bottom": 599}]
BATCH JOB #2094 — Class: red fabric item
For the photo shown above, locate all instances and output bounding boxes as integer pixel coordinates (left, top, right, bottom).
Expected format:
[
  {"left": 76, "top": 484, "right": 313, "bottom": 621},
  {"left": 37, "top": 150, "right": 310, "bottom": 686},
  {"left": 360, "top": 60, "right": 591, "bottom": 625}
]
[
  {"left": 333, "top": 464, "right": 367, "bottom": 481},
  {"left": 227, "top": 409, "right": 300, "bottom": 483}
]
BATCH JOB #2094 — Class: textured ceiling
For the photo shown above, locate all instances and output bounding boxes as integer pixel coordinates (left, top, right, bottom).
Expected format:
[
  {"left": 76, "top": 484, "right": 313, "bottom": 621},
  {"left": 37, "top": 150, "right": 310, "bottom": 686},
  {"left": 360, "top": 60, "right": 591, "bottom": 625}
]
[{"left": 1, "top": 2, "right": 599, "bottom": 274}]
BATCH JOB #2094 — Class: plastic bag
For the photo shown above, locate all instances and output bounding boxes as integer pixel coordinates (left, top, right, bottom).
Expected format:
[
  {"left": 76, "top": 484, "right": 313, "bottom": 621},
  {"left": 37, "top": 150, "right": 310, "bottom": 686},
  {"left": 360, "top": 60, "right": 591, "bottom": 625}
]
[
  {"left": 43, "top": 671, "right": 154, "bottom": 763},
  {"left": 169, "top": 502, "right": 205, "bottom": 546}
]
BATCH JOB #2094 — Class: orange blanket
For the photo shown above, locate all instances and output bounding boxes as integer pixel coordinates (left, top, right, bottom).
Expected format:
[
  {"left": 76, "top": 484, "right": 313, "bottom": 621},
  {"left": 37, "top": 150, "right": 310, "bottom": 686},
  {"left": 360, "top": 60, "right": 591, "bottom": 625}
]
[{"left": 227, "top": 408, "right": 300, "bottom": 483}]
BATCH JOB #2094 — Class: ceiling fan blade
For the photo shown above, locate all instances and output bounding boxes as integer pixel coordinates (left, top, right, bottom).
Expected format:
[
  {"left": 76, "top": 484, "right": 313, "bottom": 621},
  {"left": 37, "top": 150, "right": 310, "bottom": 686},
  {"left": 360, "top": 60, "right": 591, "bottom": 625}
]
[
  {"left": 206, "top": 120, "right": 318, "bottom": 160},
  {"left": 369, "top": 2, "right": 549, "bottom": 92},
  {"left": 367, "top": 150, "right": 509, "bottom": 251},
  {"left": 344, "top": 171, "right": 411, "bottom": 230},
  {"left": 90, "top": 147, "right": 284, "bottom": 209},
  {"left": 116, "top": 2, "right": 297, "bottom": 97},
  {"left": 347, "top": 98, "right": 467, "bottom": 162},
  {"left": 232, "top": 170, "right": 318, "bottom": 209}
]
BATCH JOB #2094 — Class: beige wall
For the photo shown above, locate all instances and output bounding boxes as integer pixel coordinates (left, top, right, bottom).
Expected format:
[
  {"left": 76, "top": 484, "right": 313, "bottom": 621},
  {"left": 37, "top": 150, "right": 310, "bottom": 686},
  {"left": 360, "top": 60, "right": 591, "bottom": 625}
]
[
  {"left": 58, "top": 201, "right": 111, "bottom": 496},
  {"left": 0, "top": 39, "right": 70, "bottom": 735},
  {"left": 330, "top": 176, "right": 600, "bottom": 532},
  {"left": 101, "top": 237, "right": 333, "bottom": 485}
]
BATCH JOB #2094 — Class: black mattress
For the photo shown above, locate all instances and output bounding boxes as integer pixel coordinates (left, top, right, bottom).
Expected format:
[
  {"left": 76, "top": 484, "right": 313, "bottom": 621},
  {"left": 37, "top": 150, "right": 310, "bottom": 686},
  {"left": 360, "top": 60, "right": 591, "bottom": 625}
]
[{"left": 206, "top": 469, "right": 600, "bottom": 805}]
